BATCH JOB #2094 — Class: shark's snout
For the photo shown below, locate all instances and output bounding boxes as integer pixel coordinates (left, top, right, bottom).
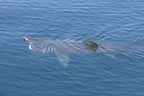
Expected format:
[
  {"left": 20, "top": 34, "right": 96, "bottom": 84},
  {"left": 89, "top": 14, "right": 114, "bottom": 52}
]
[
  {"left": 24, "top": 36, "right": 28, "bottom": 41},
  {"left": 24, "top": 36, "right": 33, "bottom": 43}
]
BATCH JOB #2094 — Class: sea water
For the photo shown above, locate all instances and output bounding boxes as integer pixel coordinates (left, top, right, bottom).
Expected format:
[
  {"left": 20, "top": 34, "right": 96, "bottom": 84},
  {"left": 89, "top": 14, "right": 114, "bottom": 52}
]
[{"left": 0, "top": 0, "right": 144, "bottom": 96}]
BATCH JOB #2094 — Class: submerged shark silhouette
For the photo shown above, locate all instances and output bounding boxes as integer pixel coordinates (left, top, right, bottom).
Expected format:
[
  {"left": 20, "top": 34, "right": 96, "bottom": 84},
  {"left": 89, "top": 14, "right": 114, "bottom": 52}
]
[{"left": 24, "top": 36, "right": 144, "bottom": 67}]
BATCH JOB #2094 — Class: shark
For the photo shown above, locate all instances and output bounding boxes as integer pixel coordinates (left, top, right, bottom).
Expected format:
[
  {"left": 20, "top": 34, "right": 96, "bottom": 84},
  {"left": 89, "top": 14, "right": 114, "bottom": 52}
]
[{"left": 24, "top": 36, "right": 144, "bottom": 67}]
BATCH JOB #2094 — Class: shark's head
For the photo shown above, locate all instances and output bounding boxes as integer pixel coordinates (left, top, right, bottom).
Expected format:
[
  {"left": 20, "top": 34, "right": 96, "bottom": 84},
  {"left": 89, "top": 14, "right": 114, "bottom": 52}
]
[
  {"left": 24, "top": 36, "right": 44, "bottom": 51},
  {"left": 82, "top": 40, "right": 98, "bottom": 52}
]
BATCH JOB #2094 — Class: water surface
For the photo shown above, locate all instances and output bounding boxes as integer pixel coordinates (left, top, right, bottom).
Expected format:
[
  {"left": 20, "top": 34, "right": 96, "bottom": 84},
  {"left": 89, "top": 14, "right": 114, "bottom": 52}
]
[{"left": 1, "top": 0, "right": 144, "bottom": 96}]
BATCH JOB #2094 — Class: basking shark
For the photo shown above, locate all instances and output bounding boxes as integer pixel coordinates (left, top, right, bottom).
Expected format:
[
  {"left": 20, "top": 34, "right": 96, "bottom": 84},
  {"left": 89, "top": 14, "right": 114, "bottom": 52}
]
[{"left": 24, "top": 36, "right": 144, "bottom": 66}]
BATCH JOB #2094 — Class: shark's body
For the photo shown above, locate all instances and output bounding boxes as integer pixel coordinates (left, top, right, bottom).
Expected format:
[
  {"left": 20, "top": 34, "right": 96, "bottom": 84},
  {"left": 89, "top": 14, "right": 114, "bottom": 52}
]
[
  {"left": 24, "top": 37, "right": 144, "bottom": 66},
  {"left": 24, "top": 37, "right": 95, "bottom": 66}
]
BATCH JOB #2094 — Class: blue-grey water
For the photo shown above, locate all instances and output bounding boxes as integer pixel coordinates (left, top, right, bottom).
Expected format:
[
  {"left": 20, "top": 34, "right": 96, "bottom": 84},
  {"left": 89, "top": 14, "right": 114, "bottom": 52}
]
[{"left": 1, "top": 0, "right": 144, "bottom": 96}]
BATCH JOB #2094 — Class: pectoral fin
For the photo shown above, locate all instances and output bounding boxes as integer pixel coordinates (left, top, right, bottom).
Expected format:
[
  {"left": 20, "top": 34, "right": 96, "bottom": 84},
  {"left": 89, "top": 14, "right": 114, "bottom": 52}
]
[{"left": 55, "top": 52, "right": 70, "bottom": 67}]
